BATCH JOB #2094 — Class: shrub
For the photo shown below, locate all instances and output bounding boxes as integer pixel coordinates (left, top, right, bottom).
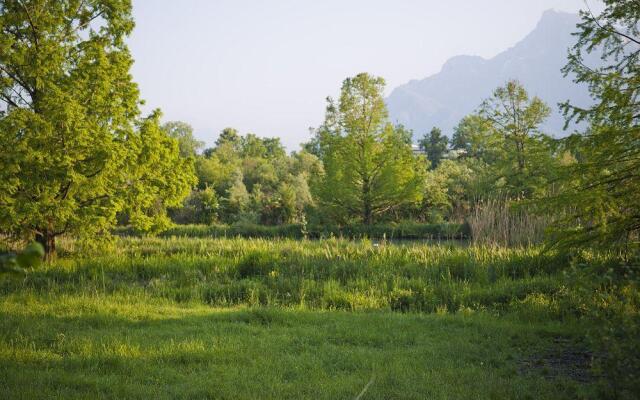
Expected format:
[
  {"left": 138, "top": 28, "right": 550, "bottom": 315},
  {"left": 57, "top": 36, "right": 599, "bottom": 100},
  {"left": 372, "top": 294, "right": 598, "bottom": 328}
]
[
  {"left": 117, "top": 221, "right": 471, "bottom": 240},
  {"left": 237, "top": 251, "right": 279, "bottom": 279}
]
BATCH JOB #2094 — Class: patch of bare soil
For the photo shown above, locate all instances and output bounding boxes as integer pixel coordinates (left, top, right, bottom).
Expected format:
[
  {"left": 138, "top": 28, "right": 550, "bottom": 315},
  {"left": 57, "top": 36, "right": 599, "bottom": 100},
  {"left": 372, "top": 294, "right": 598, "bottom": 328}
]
[{"left": 519, "top": 337, "right": 595, "bottom": 383}]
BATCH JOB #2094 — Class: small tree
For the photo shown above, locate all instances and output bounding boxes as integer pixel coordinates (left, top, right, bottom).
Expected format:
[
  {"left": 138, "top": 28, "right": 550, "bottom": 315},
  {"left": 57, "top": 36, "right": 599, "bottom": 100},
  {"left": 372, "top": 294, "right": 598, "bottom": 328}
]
[
  {"left": 451, "top": 115, "right": 498, "bottom": 161},
  {"left": 418, "top": 127, "right": 449, "bottom": 168},
  {"left": 480, "top": 80, "right": 551, "bottom": 174}
]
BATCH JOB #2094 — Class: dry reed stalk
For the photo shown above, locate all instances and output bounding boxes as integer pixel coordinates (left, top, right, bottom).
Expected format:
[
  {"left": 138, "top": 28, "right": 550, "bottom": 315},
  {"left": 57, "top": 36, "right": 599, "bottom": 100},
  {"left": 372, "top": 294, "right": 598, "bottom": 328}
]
[{"left": 469, "top": 198, "right": 550, "bottom": 247}]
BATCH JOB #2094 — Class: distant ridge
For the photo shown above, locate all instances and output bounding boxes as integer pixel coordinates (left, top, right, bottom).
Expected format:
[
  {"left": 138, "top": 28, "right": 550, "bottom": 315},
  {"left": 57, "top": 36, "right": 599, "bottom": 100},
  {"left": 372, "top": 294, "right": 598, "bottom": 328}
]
[{"left": 386, "top": 9, "right": 594, "bottom": 138}]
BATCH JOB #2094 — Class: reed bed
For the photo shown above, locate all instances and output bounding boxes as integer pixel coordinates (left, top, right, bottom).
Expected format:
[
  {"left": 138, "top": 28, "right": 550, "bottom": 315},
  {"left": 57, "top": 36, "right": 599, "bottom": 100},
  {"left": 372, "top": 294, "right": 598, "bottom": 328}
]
[{"left": 469, "top": 198, "right": 551, "bottom": 247}]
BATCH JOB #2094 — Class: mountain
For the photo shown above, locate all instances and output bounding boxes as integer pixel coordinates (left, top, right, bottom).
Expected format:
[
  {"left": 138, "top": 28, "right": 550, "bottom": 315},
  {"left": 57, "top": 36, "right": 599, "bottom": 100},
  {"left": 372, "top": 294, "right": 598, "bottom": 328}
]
[{"left": 386, "top": 9, "right": 594, "bottom": 138}]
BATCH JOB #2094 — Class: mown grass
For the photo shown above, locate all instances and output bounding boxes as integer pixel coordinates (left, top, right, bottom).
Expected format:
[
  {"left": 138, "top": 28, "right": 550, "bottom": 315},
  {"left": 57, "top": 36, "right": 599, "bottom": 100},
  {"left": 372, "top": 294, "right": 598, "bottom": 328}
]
[{"left": 0, "top": 237, "right": 604, "bottom": 398}]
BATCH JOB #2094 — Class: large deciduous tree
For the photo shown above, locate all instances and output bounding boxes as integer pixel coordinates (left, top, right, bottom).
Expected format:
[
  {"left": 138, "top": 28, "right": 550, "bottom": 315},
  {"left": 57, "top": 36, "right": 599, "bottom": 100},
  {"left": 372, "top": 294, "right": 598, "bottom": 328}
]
[
  {"left": 480, "top": 80, "right": 551, "bottom": 174},
  {"left": 312, "top": 73, "right": 424, "bottom": 225},
  {"left": 0, "top": 0, "right": 195, "bottom": 258},
  {"left": 479, "top": 80, "right": 553, "bottom": 196},
  {"left": 552, "top": 0, "right": 640, "bottom": 250}
]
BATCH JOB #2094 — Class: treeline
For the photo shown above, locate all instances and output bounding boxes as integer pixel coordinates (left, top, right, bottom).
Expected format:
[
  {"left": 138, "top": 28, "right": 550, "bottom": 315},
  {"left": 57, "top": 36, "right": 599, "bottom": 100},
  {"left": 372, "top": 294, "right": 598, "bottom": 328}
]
[
  {"left": 166, "top": 77, "right": 566, "bottom": 233},
  {"left": 117, "top": 221, "right": 468, "bottom": 241},
  {"left": 165, "top": 125, "right": 319, "bottom": 226}
]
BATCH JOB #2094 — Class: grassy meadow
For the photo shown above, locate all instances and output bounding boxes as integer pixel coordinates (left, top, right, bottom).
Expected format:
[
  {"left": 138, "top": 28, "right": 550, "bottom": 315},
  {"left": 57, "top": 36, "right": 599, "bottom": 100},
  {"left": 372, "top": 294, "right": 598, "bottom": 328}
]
[{"left": 0, "top": 236, "right": 608, "bottom": 399}]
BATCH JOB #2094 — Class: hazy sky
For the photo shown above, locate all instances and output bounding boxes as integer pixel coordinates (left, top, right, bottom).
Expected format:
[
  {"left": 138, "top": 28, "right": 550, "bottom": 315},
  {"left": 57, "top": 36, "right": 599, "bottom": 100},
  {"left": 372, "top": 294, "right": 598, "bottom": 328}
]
[{"left": 128, "top": 0, "right": 595, "bottom": 150}]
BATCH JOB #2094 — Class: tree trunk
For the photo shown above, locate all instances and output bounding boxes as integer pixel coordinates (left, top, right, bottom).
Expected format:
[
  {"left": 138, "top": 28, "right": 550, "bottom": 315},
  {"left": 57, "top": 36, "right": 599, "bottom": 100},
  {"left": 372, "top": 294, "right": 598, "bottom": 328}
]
[
  {"left": 516, "top": 136, "right": 526, "bottom": 172},
  {"left": 362, "top": 177, "right": 372, "bottom": 225},
  {"left": 363, "top": 202, "right": 372, "bottom": 225},
  {"left": 35, "top": 231, "right": 56, "bottom": 261}
]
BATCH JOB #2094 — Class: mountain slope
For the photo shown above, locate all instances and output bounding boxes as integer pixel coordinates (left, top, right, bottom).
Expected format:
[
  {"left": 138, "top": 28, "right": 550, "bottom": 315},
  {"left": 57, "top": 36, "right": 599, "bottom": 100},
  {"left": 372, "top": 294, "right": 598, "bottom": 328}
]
[{"left": 386, "top": 9, "right": 594, "bottom": 138}]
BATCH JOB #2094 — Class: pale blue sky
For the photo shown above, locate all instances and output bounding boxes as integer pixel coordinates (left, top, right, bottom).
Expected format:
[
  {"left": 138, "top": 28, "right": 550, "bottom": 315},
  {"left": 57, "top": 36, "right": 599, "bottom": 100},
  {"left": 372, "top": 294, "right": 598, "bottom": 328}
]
[{"left": 128, "top": 0, "right": 596, "bottom": 150}]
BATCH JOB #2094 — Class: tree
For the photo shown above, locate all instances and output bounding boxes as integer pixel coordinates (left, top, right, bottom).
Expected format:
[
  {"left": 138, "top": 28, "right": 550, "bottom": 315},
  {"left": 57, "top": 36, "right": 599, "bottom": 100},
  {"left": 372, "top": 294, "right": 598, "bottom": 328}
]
[
  {"left": 479, "top": 81, "right": 552, "bottom": 196},
  {"left": 224, "top": 173, "right": 250, "bottom": 221},
  {"left": 161, "top": 121, "right": 204, "bottom": 158},
  {"left": 170, "top": 187, "right": 219, "bottom": 224},
  {"left": 553, "top": 1, "right": 640, "bottom": 249},
  {"left": 215, "top": 127, "right": 241, "bottom": 149},
  {"left": 451, "top": 115, "right": 498, "bottom": 161},
  {"left": 421, "top": 159, "right": 474, "bottom": 222},
  {"left": 312, "top": 73, "right": 425, "bottom": 225},
  {"left": 418, "top": 127, "right": 449, "bottom": 168},
  {"left": 480, "top": 80, "right": 551, "bottom": 173},
  {"left": 0, "top": 1, "right": 195, "bottom": 258}
]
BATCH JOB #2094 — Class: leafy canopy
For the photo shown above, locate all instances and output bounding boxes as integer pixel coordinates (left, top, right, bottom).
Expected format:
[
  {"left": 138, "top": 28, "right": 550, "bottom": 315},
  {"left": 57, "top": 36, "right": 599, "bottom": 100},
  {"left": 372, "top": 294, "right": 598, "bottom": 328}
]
[
  {"left": 418, "top": 127, "right": 449, "bottom": 168},
  {"left": 551, "top": 0, "right": 640, "bottom": 249},
  {"left": 0, "top": 0, "right": 195, "bottom": 256},
  {"left": 479, "top": 80, "right": 554, "bottom": 197},
  {"left": 311, "top": 73, "right": 425, "bottom": 224}
]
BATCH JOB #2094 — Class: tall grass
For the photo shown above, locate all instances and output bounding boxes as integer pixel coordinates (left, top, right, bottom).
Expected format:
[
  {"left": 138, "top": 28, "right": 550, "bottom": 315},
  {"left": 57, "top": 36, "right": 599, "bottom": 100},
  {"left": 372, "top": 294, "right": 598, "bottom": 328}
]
[
  {"left": 469, "top": 198, "right": 551, "bottom": 247},
  {"left": 0, "top": 236, "right": 577, "bottom": 316}
]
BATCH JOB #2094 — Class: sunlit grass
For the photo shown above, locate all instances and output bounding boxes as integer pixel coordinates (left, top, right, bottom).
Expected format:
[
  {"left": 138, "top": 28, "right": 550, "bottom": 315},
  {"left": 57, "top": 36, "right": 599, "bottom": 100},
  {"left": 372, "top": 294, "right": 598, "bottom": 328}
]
[
  {"left": 1, "top": 293, "right": 592, "bottom": 399},
  {"left": 0, "top": 237, "right": 602, "bottom": 398}
]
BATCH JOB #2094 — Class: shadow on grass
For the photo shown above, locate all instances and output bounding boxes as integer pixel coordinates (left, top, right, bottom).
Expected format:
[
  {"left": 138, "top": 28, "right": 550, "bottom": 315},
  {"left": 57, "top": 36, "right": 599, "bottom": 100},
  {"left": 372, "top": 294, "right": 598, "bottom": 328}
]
[{"left": 0, "top": 303, "right": 595, "bottom": 400}]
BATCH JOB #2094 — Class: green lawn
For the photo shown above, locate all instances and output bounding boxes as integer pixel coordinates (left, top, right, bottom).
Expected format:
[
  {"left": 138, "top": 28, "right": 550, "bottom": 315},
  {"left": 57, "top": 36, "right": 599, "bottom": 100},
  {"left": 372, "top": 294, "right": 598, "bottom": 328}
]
[{"left": 0, "top": 237, "right": 597, "bottom": 399}]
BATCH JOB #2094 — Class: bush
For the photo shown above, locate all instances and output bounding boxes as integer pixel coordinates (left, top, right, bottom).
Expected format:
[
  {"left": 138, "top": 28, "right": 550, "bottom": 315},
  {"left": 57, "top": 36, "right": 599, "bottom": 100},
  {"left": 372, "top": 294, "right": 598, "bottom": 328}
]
[
  {"left": 115, "top": 221, "right": 470, "bottom": 240},
  {"left": 169, "top": 188, "right": 219, "bottom": 225},
  {"left": 237, "top": 251, "right": 278, "bottom": 278}
]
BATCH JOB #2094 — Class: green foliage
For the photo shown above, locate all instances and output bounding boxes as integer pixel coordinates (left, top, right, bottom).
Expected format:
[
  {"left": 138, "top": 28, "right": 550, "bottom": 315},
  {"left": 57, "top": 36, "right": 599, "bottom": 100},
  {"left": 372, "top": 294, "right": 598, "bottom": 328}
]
[
  {"left": 116, "top": 221, "right": 469, "bottom": 240},
  {"left": 479, "top": 80, "right": 555, "bottom": 197},
  {"left": 161, "top": 121, "right": 205, "bottom": 158},
  {"left": 550, "top": 1, "right": 640, "bottom": 251},
  {"left": 124, "top": 112, "right": 196, "bottom": 233},
  {"left": 563, "top": 252, "right": 640, "bottom": 399},
  {"left": 416, "top": 81, "right": 563, "bottom": 232},
  {"left": 0, "top": 241, "right": 44, "bottom": 275},
  {"left": 170, "top": 187, "right": 219, "bottom": 225},
  {"left": 187, "top": 128, "right": 319, "bottom": 225},
  {"left": 215, "top": 127, "right": 242, "bottom": 149},
  {"left": 421, "top": 159, "right": 475, "bottom": 221},
  {"left": 311, "top": 73, "right": 425, "bottom": 224},
  {"left": 451, "top": 115, "right": 501, "bottom": 163},
  {"left": 0, "top": 0, "right": 195, "bottom": 257},
  {"left": 419, "top": 127, "right": 449, "bottom": 168}
]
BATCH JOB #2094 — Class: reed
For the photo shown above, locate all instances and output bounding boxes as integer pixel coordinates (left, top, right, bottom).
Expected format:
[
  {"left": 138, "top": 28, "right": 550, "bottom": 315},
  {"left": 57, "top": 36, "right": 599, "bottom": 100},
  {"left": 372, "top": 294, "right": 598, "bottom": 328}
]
[{"left": 468, "top": 198, "right": 551, "bottom": 247}]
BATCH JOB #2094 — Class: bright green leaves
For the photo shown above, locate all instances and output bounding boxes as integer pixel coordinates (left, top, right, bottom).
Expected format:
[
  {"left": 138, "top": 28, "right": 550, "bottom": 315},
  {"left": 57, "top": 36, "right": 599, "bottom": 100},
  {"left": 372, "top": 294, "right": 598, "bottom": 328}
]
[
  {"left": 0, "top": 241, "right": 44, "bottom": 275},
  {"left": 0, "top": 1, "right": 195, "bottom": 256},
  {"left": 125, "top": 111, "right": 196, "bottom": 234},
  {"left": 476, "top": 80, "right": 556, "bottom": 198},
  {"left": 312, "top": 73, "right": 425, "bottom": 224},
  {"left": 552, "top": 1, "right": 640, "bottom": 250}
]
